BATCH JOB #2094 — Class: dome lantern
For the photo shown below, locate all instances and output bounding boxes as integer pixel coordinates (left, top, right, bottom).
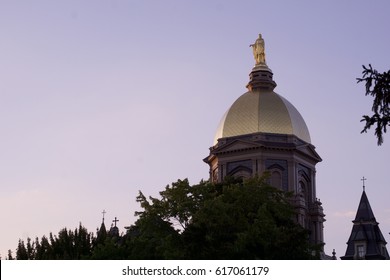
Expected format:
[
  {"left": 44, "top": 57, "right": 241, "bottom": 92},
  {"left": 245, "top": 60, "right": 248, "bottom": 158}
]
[{"left": 247, "top": 34, "right": 277, "bottom": 91}]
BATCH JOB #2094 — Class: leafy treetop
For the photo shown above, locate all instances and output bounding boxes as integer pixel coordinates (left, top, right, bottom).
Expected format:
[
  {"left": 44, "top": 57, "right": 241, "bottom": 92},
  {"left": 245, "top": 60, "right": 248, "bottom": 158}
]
[{"left": 358, "top": 64, "right": 390, "bottom": 145}]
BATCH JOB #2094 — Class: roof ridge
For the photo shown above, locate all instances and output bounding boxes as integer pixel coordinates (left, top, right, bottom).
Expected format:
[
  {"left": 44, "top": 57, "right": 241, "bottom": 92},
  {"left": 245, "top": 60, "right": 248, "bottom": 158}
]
[{"left": 353, "top": 190, "right": 376, "bottom": 223}]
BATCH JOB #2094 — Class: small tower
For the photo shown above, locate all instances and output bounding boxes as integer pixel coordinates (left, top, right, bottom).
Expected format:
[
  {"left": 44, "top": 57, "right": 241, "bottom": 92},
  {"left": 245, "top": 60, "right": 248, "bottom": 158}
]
[
  {"left": 96, "top": 210, "right": 107, "bottom": 244},
  {"left": 109, "top": 217, "right": 120, "bottom": 237},
  {"left": 341, "top": 178, "right": 389, "bottom": 260}
]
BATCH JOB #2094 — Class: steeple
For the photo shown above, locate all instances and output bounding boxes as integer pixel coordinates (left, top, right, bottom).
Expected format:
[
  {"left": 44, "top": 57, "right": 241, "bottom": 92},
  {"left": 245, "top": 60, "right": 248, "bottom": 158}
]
[
  {"left": 341, "top": 181, "right": 389, "bottom": 260},
  {"left": 354, "top": 189, "right": 376, "bottom": 223},
  {"left": 109, "top": 217, "right": 120, "bottom": 237},
  {"left": 96, "top": 210, "right": 107, "bottom": 244},
  {"left": 102, "top": 209, "right": 106, "bottom": 224}
]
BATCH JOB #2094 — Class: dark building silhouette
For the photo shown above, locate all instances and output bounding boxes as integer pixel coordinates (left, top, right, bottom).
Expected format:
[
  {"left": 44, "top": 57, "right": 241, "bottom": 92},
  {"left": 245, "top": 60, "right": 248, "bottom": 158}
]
[{"left": 341, "top": 185, "right": 389, "bottom": 260}]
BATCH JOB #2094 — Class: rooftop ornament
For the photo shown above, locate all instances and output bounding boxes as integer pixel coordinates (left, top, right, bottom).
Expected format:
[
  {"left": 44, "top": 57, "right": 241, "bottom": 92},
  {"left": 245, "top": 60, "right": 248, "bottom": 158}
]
[{"left": 250, "top": 34, "right": 266, "bottom": 66}]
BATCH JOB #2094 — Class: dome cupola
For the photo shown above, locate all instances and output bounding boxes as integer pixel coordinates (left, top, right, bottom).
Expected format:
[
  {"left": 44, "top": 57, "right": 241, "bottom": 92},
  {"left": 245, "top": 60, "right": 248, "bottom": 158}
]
[{"left": 213, "top": 34, "right": 311, "bottom": 145}]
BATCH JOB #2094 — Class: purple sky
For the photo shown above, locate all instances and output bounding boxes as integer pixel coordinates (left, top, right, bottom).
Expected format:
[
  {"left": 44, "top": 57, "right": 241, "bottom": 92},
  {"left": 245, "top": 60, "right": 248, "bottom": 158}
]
[{"left": 1, "top": 0, "right": 390, "bottom": 259}]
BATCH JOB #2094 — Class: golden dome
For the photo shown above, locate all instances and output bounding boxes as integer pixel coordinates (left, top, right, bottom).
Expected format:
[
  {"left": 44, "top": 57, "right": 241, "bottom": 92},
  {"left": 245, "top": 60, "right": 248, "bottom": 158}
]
[
  {"left": 213, "top": 35, "right": 311, "bottom": 146},
  {"left": 213, "top": 87, "right": 311, "bottom": 145}
]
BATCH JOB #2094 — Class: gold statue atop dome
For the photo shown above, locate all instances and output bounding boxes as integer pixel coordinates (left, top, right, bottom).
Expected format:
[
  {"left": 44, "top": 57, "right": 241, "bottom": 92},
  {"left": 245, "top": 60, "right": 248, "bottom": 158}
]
[{"left": 250, "top": 34, "right": 266, "bottom": 65}]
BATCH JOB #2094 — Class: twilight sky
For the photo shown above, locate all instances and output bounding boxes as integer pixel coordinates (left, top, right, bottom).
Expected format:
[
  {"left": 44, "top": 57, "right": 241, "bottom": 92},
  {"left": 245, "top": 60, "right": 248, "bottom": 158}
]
[{"left": 1, "top": 0, "right": 390, "bottom": 259}]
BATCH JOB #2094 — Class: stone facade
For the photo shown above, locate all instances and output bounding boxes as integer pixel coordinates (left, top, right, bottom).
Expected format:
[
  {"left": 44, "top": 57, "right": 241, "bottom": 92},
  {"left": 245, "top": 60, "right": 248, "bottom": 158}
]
[{"left": 204, "top": 131, "right": 325, "bottom": 248}]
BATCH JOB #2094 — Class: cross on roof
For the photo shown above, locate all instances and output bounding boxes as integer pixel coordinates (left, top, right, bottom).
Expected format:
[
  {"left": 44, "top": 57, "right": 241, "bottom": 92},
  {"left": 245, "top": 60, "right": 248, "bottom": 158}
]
[
  {"left": 102, "top": 210, "right": 106, "bottom": 222},
  {"left": 361, "top": 176, "right": 367, "bottom": 191},
  {"left": 113, "top": 217, "right": 119, "bottom": 227}
]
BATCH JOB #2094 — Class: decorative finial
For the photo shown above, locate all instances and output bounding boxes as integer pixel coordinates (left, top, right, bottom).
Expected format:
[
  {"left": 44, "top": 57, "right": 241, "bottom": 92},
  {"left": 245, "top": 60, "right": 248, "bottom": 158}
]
[
  {"left": 250, "top": 34, "right": 266, "bottom": 66},
  {"left": 361, "top": 176, "right": 367, "bottom": 191},
  {"left": 113, "top": 217, "right": 119, "bottom": 227},
  {"left": 102, "top": 209, "right": 106, "bottom": 223}
]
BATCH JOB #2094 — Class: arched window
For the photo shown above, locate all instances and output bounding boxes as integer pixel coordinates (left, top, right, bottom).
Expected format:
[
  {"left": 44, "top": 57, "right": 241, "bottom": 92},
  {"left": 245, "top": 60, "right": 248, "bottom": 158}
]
[
  {"left": 270, "top": 171, "right": 282, "bottom": 189},
  {"left": 212, "top": 168, "right": 218, "bottom": 182},
  {"left": 234, "top": 169, "right": 251, "bottom": 181},
  {"left": 298, "top": 181, "right": 306, "bottom": 197},
  {"left": 298, "top": 167, "right": 311, "bottom": 203},
  {"left": 356, "top": 244, "right": 366, "bottom": 259},
  {"left": 298, "top": 181, "right": 309, "bottom": 207}
]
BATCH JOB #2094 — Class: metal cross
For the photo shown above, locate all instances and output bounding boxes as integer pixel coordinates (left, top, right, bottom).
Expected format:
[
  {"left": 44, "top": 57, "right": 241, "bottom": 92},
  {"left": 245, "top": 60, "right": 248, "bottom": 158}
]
[
  {"left": 361, "top": 176, "right": 367, "bottom": 191},
  {"left": 113, "top": 217, "right": 119, "bottom": 227},
  {"left": 102, "top": 210, "right": 106, "bottom": 222}
]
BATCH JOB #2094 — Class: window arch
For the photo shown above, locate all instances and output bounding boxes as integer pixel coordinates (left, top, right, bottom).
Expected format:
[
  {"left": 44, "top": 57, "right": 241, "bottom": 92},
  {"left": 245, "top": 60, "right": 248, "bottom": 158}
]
[
  {"left": 234, "top": 170, "right": 252, "bottom": 181},
  {"left": 298, "top": 167, "right": 311, "bottom": 203},
  {"left": 298, "top": 181, "right": 306, "bottom": 197},
  {"left": 355, "top": 244, "right": 366, "bottom": 259},
  {"left": 270, "top": 170, "right": 282, "bottom": 189},
  {"left": 227, "top": 165, "right": 252, "bottom": 181}
]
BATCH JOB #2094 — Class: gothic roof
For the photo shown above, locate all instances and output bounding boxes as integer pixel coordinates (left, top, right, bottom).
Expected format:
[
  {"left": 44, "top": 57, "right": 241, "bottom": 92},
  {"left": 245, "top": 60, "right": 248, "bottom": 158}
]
[
  {"left": 353, "top": 190, "right": 376, "bottom": 222},
  {"left": 341, "top": 190, "right": 389, "bottom": 260}
]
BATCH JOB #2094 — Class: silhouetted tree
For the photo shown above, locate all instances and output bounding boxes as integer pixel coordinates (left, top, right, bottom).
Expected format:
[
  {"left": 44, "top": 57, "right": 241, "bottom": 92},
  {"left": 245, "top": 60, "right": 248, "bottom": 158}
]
[
  {"left": 90, "top": 235, "right": 125, "bottom": 259},
  {"left": 16, "top": 239, "right": 28, "bottom": 260},
  {"left": 131, "top": 176, "right": 318, "bottom": 259},
  {"left": 125, "top": 210, "right": 182, "bottom": 259},
  {"left": 10, "top": 177, "right": 318, "bottom": 260},
  {"left": 12, "top": 224, "right": 94, "bottom": 260},
  {"left": 358, "top": 64, "right": 390, "bottom": 145},
  {"left": 7, "top": 249, "right": 14, "bottom": 260},
  {"left": 26, "top": 237, "right": 35, "bottom": 259},
  {"left": 181, "top": 176, "right": 317, "bottom": 259}
]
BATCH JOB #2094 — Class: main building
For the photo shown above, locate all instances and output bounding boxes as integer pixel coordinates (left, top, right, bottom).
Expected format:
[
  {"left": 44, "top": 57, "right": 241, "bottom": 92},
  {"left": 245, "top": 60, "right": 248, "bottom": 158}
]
[{"left": 204, "top": 34, "right": 326, "bottom": 250}]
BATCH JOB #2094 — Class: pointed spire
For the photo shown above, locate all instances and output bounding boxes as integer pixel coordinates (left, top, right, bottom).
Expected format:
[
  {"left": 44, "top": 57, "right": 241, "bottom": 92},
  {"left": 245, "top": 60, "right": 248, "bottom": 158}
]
[
  {"left": 102, "top": 209, "right": 106, "bottom": 223},
  {"left": 341, "top": 183, "right": 389, "bottom": 260},
  {"left": 96, "top": 210, "right": 107, "bottom": 243},
  {"left": 109, "top": 217, "right": 120, "bottom": 237},
  {"left": 353, "top": 185, "right": 376, "bottom": 223}
]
